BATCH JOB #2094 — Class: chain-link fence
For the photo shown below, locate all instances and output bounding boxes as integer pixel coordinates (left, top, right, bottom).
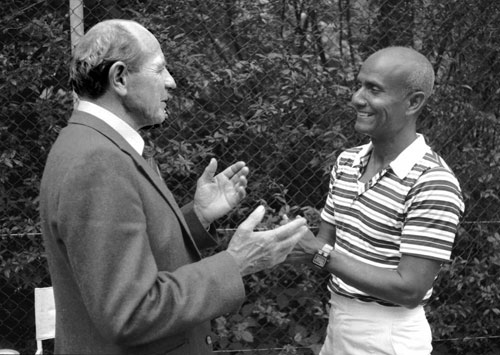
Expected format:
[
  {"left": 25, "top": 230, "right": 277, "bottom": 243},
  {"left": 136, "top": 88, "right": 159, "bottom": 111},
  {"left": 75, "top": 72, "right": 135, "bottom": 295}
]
[{"left": 1, "top": 0, "right": 499, "bottom": 354}]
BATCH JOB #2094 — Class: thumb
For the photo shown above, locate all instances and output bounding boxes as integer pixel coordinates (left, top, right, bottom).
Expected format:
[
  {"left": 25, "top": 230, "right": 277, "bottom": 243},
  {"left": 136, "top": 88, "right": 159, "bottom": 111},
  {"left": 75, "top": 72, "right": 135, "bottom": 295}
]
[
  {"left": 201, "top": 158, "right": 217, "bottom": 181},
  {"left": 238, "top": 205, "right": 266, "bottom": 232}
]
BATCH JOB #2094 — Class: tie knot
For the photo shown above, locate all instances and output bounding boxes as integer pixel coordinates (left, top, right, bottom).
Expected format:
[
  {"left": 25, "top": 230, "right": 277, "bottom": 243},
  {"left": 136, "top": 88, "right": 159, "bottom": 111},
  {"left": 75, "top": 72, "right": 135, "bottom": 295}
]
[
  {"left": 142, "top": 148, "right": 162, "bottom": 179},
  {"left": 142, "top": 146, "right": 155, "bottom": 160}
]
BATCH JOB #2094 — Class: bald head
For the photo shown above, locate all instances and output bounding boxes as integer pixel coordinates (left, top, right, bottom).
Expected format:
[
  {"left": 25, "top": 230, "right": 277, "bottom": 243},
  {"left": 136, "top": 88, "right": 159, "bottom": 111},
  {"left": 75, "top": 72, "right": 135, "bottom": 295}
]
[
  {"left": 366, "top": 47, "right": 435, "bottom": 101},
  {"left": 70, "top": 20, "right": 158, "bottom": 98}
]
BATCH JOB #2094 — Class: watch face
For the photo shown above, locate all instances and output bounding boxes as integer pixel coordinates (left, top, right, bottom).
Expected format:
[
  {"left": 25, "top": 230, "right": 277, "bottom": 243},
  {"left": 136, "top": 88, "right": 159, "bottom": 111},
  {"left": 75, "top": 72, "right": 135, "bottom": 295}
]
[{"left": 312, "top": 253, "right": 327, "bottom": 268}]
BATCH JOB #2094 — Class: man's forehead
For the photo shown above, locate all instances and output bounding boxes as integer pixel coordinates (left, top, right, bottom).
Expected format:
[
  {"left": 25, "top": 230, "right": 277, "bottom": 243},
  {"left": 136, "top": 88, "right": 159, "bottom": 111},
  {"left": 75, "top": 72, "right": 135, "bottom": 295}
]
[{"left": 358, "top": 55, "right": 409, "bottom": 85}]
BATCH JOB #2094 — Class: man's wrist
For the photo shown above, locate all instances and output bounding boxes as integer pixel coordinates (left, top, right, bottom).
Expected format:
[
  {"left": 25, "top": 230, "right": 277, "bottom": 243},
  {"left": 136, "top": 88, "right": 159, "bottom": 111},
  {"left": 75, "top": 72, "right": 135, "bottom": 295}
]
[
  {"left": 311, "top": 243, "right": 333, "bottom": 269},
  {"left": 193, "top": 203, "right": 211, "bottom": 229}
]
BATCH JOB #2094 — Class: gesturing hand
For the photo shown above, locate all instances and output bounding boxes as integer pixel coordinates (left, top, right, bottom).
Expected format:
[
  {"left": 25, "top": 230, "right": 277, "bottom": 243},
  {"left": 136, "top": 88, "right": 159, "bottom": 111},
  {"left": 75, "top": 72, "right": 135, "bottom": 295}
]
[
  {"left": 194, "top": 158, "right": 249, "bottom": 226},
  {"left": 227, "top": 206, "right": 309, "bottom": 276}
]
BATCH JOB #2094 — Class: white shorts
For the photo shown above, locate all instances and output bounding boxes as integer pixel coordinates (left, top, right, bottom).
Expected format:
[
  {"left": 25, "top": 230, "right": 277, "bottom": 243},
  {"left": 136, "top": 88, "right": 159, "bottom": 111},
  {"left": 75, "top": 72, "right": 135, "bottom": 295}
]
[{"left": 319, "top": 293, "right": 432, "bottom": 355}]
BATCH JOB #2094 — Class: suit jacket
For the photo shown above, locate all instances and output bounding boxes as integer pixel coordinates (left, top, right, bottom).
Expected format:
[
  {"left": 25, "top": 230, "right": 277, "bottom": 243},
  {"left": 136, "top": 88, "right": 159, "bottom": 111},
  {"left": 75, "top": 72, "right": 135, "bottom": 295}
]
[{"left": 40, "top": 111, "right": 245, "bottom": 354}]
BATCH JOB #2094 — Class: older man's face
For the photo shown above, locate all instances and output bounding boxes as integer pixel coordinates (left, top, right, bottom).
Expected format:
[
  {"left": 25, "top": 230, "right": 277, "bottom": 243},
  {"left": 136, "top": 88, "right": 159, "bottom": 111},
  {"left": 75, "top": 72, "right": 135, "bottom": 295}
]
[{"left": 123, "top": 29, "right": 176, "bottom": 129}]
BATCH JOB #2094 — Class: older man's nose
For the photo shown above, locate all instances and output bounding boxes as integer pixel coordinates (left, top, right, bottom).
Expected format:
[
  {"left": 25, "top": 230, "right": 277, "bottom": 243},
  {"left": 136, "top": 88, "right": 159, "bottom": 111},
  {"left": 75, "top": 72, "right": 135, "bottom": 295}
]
[{"left": 164, "top": 71, "right": 177, "bottom": 89}]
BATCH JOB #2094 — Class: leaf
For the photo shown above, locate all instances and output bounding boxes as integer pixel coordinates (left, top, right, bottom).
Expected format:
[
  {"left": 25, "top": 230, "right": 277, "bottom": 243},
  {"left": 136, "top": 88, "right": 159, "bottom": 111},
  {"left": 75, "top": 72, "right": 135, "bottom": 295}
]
[
  {"left": 240, "top": 330, "right": 253, "bottom": 343},
  {"left": 276, "top": 293, "right": 289, "bottom": 309}
]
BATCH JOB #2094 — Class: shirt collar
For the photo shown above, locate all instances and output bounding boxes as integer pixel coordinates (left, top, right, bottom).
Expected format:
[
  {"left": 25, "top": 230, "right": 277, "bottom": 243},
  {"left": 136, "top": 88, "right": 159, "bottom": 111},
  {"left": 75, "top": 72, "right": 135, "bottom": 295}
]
[
  {"left": 353, "top": 134, "right": 430, "bottom": 179},
  {"left": 390, "top": 134, "right": 430, "bottom": 178},
  {"left": 76, "top": 100, "right": 145, "bottom": 155},
  {"left": 352, "top": 142, "right": 372, "bottom": 169}
]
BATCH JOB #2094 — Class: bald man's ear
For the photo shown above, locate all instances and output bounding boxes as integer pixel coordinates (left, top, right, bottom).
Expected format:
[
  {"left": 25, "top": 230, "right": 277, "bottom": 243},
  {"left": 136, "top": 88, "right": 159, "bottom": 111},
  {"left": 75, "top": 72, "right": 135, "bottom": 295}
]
[
  {"left": 108, "top": 61, "right": 128, "bottom": 96},
  {"left": 407, "top": 91, "right": 426, "bottom": 116}
]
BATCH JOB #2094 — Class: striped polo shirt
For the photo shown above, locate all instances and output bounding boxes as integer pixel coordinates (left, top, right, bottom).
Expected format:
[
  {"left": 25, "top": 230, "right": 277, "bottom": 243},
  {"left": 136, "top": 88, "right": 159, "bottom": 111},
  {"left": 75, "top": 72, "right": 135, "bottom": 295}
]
[{"left": 320, "top": 134, "right": 464, "bottom": 306}]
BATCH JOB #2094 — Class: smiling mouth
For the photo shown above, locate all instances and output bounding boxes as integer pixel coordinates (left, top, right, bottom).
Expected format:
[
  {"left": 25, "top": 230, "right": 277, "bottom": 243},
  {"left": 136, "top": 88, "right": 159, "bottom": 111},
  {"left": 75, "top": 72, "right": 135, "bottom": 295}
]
[{"left": 357, "top": 112, "right": 373, "bottom": 118}]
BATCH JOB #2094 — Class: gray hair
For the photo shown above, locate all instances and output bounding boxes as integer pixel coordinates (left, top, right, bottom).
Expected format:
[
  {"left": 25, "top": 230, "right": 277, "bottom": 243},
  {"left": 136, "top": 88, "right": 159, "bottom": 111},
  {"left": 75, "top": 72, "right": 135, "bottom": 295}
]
[{"left": 70, "top": 20, "right": 145, "bottom": 99}]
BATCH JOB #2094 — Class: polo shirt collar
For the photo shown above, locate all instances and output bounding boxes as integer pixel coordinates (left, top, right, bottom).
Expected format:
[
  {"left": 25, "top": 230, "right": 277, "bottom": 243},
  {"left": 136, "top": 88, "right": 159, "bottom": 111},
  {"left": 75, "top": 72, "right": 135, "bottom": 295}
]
[
  {"left": 390, "top": 134, "right": 430, "bottom": 178},
  {"left": 353, "top": 134, "right": 430, "bottom": 179}
]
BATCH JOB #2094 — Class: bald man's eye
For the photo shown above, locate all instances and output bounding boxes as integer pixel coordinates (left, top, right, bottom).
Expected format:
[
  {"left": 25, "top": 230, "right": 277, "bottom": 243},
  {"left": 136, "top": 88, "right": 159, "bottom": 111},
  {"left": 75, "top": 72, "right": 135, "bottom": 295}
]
[{"left": 352, "top": 84, "right": 362, "bottom": 93}]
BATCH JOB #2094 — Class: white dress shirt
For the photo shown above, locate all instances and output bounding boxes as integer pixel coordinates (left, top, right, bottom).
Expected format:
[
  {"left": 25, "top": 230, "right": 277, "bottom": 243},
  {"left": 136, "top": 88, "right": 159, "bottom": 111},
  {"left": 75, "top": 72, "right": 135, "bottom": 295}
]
[{"left": 76, "top": 100, "right": 145, "bottom": 155}]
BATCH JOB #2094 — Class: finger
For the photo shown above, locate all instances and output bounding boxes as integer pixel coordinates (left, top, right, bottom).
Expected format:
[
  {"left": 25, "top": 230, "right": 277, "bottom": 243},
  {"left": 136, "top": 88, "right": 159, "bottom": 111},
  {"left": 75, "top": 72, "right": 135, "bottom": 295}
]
[
  {"left": 272, "top": 217, "right": 307, "bottom": 241},
  {"left": 231, "top": 168, "right": 249, "bottom": 186},
  {"left": 201, "top": 158, "right": 217, "bottom": 181},
  {"left": 285, "top": 254, "right": 309, "bottom": 264},
  {"left": 221, "top": 161, "right": 247, "bottom": 180},
  {"left": 235, "top": 176, "right": 248, "bottom": 195},
  {"left": 275, "top": 226, "right": 309, "bottom": 263},
  {"left": 283, "top": 226, "right": 309, "bottom": 249},
  {"left": 231, "top": 173, "right": 247, "bottom": 188},
  {"left": 285, "top": 250, "right": 311, "bottom": 264},
  {"left": 237, "top": 205, "right": 266, "bottom": 232},
  {"left": 234, "top": 184, "right": 247, "bottom": 201},
  {"left": 279, "top": 214, "right": 290, "bottom": 226}
]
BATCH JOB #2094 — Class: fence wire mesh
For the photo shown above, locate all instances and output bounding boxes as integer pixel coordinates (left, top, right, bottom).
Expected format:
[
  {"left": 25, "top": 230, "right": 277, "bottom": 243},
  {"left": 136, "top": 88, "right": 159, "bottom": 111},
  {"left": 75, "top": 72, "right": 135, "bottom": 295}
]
[{"left": 1, "top": 0, "right": 500, "bottom": 354}]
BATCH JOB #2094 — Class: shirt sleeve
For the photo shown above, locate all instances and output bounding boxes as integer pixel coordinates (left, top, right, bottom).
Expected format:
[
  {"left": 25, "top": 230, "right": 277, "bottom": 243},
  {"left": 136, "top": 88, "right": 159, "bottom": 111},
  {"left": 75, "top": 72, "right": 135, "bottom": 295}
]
[
  {"left": 321, "top": 156, "right": 340, "bottom": 225},
  {"left": 400, "top": 167, "right": 465, "bottom": 262}
]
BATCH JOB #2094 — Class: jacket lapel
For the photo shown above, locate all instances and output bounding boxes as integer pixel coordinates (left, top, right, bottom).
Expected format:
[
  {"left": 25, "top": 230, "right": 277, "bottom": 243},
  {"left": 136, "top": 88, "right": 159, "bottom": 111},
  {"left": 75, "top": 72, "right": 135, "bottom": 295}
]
[{"left": 68, "top": 112, "right": 202, "bottom": 257}]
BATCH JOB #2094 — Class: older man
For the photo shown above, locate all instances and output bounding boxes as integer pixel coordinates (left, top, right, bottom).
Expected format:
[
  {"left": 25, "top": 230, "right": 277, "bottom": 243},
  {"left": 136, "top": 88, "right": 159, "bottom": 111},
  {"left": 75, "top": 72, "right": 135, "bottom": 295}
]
[
  {"left": 40, "top": 19, "right": 308, "bottom": 355},
  {"left": 290, "top": 47, "right": 464, "bottom": 354}
]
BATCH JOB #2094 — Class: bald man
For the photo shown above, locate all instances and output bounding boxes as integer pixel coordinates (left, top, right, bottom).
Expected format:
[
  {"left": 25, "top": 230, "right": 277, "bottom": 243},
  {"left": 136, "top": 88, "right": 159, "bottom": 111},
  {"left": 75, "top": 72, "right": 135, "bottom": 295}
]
[
  {"left": 40, "top": 19, "right": 308, "bottom": 355},
  {"left": 288, "top": 47, "right": 464, "bottom": 354}
]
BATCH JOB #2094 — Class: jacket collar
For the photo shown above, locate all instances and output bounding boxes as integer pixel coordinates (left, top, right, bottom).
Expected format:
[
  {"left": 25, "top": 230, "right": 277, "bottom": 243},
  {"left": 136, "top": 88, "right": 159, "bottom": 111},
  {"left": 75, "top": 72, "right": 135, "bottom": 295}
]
[
  {"left": 68, "top": 111, "right": 201, "bottom": 257},
  {"left": 76, "top": 100, "right": 145, "bottom": 155}
]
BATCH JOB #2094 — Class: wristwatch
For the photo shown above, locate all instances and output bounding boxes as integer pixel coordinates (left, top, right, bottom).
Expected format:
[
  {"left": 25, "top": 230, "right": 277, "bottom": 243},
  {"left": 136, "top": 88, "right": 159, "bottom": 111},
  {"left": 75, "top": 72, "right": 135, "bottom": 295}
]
[{"left": 312, "top": 243, "right": 333, "bottom": 269}]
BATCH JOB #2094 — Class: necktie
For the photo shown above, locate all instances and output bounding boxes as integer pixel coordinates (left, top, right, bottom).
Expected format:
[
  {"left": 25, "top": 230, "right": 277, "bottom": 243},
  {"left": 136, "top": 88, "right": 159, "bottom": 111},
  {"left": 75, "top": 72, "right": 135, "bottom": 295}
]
[{"left": 142, "top": 151, "right": 163, "bottom": 179}]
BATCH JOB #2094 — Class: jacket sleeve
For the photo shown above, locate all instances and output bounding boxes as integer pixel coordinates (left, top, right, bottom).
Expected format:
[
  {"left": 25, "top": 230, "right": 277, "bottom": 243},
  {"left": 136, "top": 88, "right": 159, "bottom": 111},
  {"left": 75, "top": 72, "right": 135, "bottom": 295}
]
[
  {"left": 181, "top": 201, "right": 219, "bottom": 250},
  {"left": 56, "top": 147, "right": 246, "bottom": 346}
]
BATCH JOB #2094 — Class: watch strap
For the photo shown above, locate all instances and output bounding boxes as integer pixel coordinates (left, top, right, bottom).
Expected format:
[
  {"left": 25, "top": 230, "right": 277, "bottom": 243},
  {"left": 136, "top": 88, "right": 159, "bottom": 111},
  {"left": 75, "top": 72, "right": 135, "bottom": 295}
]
[
  {"left": 318, "top": 243, "right": 333, "bottom": 257},
  {"left": 312, "top": 243, "right": 333, "bottom": 269}
]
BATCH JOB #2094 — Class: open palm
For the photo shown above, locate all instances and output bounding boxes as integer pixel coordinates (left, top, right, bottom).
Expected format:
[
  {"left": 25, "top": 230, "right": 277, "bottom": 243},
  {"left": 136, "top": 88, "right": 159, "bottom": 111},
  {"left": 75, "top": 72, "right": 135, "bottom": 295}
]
[{"left": 194, "top": 159, "right": 249, "bottom": 226}]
